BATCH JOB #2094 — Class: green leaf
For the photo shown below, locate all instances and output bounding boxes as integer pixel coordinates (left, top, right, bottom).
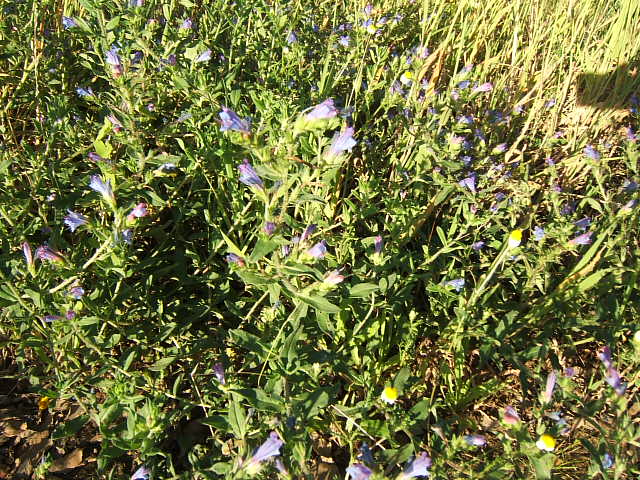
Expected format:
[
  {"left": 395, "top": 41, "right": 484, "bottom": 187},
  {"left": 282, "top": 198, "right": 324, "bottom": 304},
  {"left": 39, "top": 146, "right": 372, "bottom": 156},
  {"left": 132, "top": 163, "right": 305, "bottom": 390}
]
[
  {"left": 220, "top": 232, "right": 245, "bottom": 257},
  {"left": 52, "top": 415, "right": 90, "bottom": 440},
  {"left": 531, "top": 453, "right": 554, "bottom": 479},
  {"left": 295, "top": 387, "right": 331, "bottom": 421},
  {"left": 228, "top": 329, "right": 269, "bottom": 359},
  {"left": 149, "top": 356, "right": 176, "bottom": 371},
  {"left": 93, "top": 140, "right": 112, "bottom": 159},
  {"left": 248, "top": 237, "right": 280, "bottom": 262},
  {"left": 349, "top": 283, "right": 379, "bottom": 298},
  {"left": 296, "top": 293, "right": 340, "bottom": 313},
  {"left": 199, "top": 416, "right": 229, "bottom": 430},
  {"left": 227, "top": 399, "right": 247, "bottom": 439},
  {"left": 577, "top": 269, "right": 610, "bottom": 293},
  {"left": 393, "top": 367, "right": 411, "bottom": 393},
  {"left": 235, "top": 269, "right": 272, "bottom": 287}
]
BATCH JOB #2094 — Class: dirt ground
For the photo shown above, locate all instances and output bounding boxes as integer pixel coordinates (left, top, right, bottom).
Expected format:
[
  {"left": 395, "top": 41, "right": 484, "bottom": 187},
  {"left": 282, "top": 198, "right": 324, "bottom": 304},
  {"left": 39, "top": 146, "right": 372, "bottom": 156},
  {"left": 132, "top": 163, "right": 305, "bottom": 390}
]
[{"left": 0, "top": 365, "right": 102, "bottom": 480}]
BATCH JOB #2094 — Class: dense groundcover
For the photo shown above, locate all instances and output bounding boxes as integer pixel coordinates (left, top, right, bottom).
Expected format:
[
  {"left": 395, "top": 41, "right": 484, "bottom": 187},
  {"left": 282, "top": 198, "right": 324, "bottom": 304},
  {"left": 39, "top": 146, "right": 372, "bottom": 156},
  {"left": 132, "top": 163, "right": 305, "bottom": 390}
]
[{"left": 1, "top": 0, "right": 639, "bottom": 478}]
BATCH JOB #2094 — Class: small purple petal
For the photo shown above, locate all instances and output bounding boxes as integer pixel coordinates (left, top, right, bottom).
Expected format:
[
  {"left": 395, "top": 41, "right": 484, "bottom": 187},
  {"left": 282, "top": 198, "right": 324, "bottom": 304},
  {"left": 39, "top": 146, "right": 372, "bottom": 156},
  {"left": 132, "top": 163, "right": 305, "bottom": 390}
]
[
  {"left": 238, "top": 160, "right": 263, "bottom": 188},
  {"left": 568, "top": 231, "right": 593, "bottom": 246},
  {"left": 306, "top": 240, "right": 327, "bottom": 259},
  {"left": 219, "top": 106, "right": 251, "bottom": 133},
  {"left": 346, "top": 464, "right": 372, "bottom": 480},
  {"left": 64, "top": 210, "right": 88, "bottom": 233},
  {"left": 584, "top": 145, "right": 601, "bottom": 160},
  {"left": 464, "top": 434, "right": 486, "bottom": 447}
]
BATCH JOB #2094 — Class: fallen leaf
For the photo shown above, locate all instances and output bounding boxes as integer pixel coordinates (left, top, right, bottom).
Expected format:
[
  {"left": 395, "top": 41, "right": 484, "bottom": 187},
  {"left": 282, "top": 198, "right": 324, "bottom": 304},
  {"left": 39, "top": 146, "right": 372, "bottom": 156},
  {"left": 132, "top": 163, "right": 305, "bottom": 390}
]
[{"left": 49, "top": 448, "right": 83, "bottom": 472}]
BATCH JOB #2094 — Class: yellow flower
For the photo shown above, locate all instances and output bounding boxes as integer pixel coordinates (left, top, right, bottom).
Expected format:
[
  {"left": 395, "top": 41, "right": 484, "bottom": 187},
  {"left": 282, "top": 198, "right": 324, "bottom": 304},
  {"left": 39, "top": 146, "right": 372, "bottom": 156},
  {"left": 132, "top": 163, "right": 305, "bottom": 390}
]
[
  {"left": 381, "top": 386, "right": 398, "bottom": 404},
  {"left": 38, "top": 396, "right": 51, "bottom": 411},
  {"left": 400, "top": 71, "right": 414, "bottom": 85},
  {"left": 508, "top": 229, "right": 522, "bottom": 249},
  {"left": 536, "top": 434, "right": 556, "bottom": 452}
]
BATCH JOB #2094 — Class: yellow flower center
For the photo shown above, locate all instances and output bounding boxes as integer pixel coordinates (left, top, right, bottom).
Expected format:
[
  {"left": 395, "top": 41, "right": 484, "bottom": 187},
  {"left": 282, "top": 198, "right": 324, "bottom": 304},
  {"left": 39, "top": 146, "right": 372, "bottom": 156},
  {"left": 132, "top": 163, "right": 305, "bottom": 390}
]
[
  {"left": 381, "top": 386, "right": 398, "bottom": 403},
  {"left": 38, "top": 396, "right": 51, "bottom": 411},
  {"left": 537, "top": 434, "right": 556, "bottom": 451},
  {"left": 508, "top": 229, "right": 522, "bottom": 248}
]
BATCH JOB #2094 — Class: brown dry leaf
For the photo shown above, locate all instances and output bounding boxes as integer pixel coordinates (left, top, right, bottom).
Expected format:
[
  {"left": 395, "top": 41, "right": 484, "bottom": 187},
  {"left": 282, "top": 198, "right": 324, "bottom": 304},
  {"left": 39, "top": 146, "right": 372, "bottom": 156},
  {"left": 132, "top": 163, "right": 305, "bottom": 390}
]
[
  {"left": 1, "top": 419, "right": 32, "bottom": 439},
  {"left": 316, "top": 462, "right": 339, "bottom": 480},
  {"left": 49, "top": 448, "right": 83, "bottom": 472},
  {"left": 14, "top": 430, "right": 52, "bottom": 477}
]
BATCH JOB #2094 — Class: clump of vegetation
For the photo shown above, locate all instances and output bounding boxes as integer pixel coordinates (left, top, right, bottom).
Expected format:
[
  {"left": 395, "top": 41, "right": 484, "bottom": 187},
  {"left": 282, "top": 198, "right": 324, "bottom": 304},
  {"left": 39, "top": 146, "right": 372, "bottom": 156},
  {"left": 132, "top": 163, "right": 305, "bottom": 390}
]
[{"left": 1, "top": 0, "right": 639, "bottom": 478}]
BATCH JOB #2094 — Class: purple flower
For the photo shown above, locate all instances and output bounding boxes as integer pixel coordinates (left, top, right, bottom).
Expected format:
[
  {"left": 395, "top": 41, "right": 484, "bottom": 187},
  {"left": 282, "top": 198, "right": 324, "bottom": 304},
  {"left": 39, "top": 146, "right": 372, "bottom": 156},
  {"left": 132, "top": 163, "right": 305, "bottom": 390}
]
[
  {"left": 346, "top": 464, "right": 372, "bottom": 480},
  {"left": 76, "top": 86, "right": 94, "bottom": 97},
  {"left": 281, "top": 244, "right": 291, "bottom": 257},
  {"left": 286, "top": 31, "right": 297, "bottom": 44},
  {"left": 584, "top": 145, "right": 601, "bottom": 160},
  {"left": 374, "top": 235, "right": 383, "bottom": 254},
  {"left": 219, "top": 106, "right": 250, "bottom": 133},
  {"left": 121, "top": 229, "right": 133, "bottom": 245},
  {"left": 244, "top": 432, "right": 283, "bottom": 474},
  {"left": 602, "top": 453, "right": 614, "bottom": 469},
  {"left": 263, "top": 222, "right": 276, "bottom": 236},
  {"left": 574, "top": 217, "right": 591, "bottom": 231},
  {"left": 545, "top": 98, "right": 557, "bottom": 109},
  {"left": 399, "top": 452, "right": 432, "bottom": 479},
  {"left": 107, "top": 114, "right": 123, "bottom": 132},
  {"left": 568, "top": 231, "right": 593, "bottom": 246},
  {"left": 503, "top": 406, "right": 520, "bottom": 424},
  {"left": 105, "top": 47, "right": 122, "bottom": 71},
  {"left": 131, "top": 465, "right": 150, "bottom": 480},
  {"left": 306, "top": 99, "right": 338, "bottom": 121},
  {"left": 213, "top": 362, "right": 226, "bottom": 384},
  {"left": 493, "top": 143, "right": 508, "bottom": 154},
  {"left": 620, "top": 199, "right": 638, "bottom": 214},
  {"left": 69, "top": 286, "right": 85, "bottom": 299},
  {"left": 127, "top": 203, "right": 148, "bottom": 221},
  {"left": 66, "top": 310, "right": 76, "bottom": 320},
  {"left": 459, "top": 174, "right": 476, "bottom": 193},
  {"left": 89, "top": 175, "right": 115, "bottom": 203},
  {"left": 533, "top": 226, "right": 546, "bottom": 241},
  {"left": 326, "top": 127, "right": 357, "bottom": 158},
  {"left": 457, "top": 80, "right": 471, "bottom": 89},
  {"left": 473, "top": 82, "right": 493, "bottom": 93},
  {"left": 605, "top": 367, "right": 626, "bottom": 395},
  {"left": 339, "top": 35, "right": 351, "bottom": 47},
  {"left": 445, "top": 278, "right": 465, "bottom": 292},
  {"left": 598, "top": 346, "right": 612, "bottom": 368},
  {"left": 22, "top": 242, "right": 34, "bottom": 268},
  {"left": 300, "top": 224, "right": 317, "bottom": 243},
  {"left": 194, "top": 49, "right": 211, "bottom": 63},
  {"left": 464, "top": 434, "right": 486, "bottom": 447},
  {"left": 238, "top": 160, "right": 263, "bottom": 188},
  {"left": 358, "top": 442, "right": 375, "bottom": 465},
  {"left": 226, "top": 253, "right": 245, "bottom": 266},
  {"left": 64, "top": 210, "right": 88, "bottom": 232},
  {"left": 62, "top": 16, "right": 77, "bottom": 29},
  {"left": 564, "top": 367, "right": 575, "bottom": 378},
  {"left": 306, "top": 240, "right": 327, "bottom": 259},
  {"left": 471, "top": 241, "right": 485, "bottom": 250},
  {"left": 163, "top": 54, "right": 177, "bottom": 66},
  {"left": 36, "top": 245, "right": 64, "bottom": 263},
  {"left": 458, "top": 114, "right": 473, "bottom": 124},
  {"left": 542, "top": 371, "right": 556, "bottom": 403},
  {"left": 274, "top": 458, "right": 288, "bottom": 475},
  {"left": 180, "top": 18, "right": 193, "bottom": 29},
  {"left": 43, "top": 315, "right": 63, "bottom": 323},
  {"left": 623, "top": 179, "right": 638, "bottom": 192},
  {"left": 324, "top": 269, "right": 345, "bottom": 285},
  {"left": 560, "top": 202, "right": 574, "bottom": 215}
]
